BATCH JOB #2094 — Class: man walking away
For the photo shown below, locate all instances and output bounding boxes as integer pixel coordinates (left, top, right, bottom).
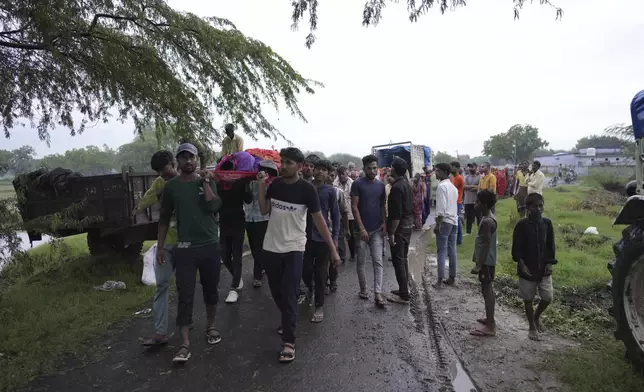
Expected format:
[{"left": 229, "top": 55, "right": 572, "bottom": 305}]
[
  {"left": 433, "top": 163, "right": 459, "bottom": 288},
  {"left": 450, "top": 162, "right": 465, "bottom": 245},
  {"left": 514, "top": 161, "right": 529, "bottom": 218},
  {"left": 303, "top": 159, "right": 340, "bottom": 322},
  {"left": 463, "top": 163, "right": 481, "bottom": 234},
  {"left": 527, "top": 160, "right": 545, "bottom": 196},
  {"left": 219, "top": 180, "right": 252, "bottom": 303},
  {"left": 136, "top": 151, "right": 179, "bottom": 347},
  {"left": 478, "top": 162, "right": 497, "bottom": 214},
  {"left": 221, "top": 123, "right": 244, "bottom": 156},
  {"left": 387, "top": 158, "right": 414, "bottom": 305},
  {"left": 351, "top": 154, "right": 387, "bottom": 307},
  {"left": 245, "top": 179, "right": 270, "bottom": 288},
  {"left": 157, "top": 143, "right": 222, "bottom": 363},
  {"left": 258, "top": 148, "right": 340, "bottom": 363},
  {"left": 470, "top": 190, "right": 498, "bottom": 337},
  {"left": 512, "top": 193, "right": 557, "bottom": 341},
  {"left": 335, "top": 166, "right": 355, "bottom": 261}
]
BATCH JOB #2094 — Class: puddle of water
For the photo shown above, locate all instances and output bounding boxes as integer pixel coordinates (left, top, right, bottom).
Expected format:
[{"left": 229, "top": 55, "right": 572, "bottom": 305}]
[{"left": 450, "top": 360, "right": 478, "bottom": 392}]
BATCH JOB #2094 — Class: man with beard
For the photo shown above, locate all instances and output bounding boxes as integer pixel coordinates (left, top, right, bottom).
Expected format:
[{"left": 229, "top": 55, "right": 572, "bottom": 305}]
[
  {"left": 386, "top": 158, "right": 414, "bottom": 305},
  {"left": 303, "top": 159, "right": 340, "bottom": 323},
  {"left": 334, "top": 166, "right": 355, "bottom": 262},
  {"left": 351, "top": 154, "right": 387, "bottom": 307},
  {"left": 157, "top": 143, "right": 222, "bottom": 363},
  {"left": 258, "top": 147, "right": 340, "bottom": 363}
]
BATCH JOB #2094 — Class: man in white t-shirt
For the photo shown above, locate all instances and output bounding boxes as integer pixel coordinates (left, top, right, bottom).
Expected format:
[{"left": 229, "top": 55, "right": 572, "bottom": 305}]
[
  {"left": 257, "top": 147, "right": 340, "bottom": 364},
  {"left": 527, "top": 160, "right": 546, "bottom": 195},
  {"left": 433, "top": 163, "right": 459, "bottom": 288}
]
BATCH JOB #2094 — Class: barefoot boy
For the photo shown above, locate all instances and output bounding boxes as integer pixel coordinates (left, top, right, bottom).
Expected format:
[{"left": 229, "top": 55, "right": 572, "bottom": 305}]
[
  {"left": 511, "top": 193, "right": 557, "bottom": 341},
  {"left": 469, "top": 190, "right": 497, "bottom": 337}
]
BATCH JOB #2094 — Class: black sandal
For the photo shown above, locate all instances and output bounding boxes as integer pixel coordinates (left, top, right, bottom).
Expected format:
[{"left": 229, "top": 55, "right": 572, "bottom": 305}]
[
  {"left": 279, "top": 343, "right": 296, "bottom": 363},
  {"left": 172, "top": 344, "right": 191, "bottom": 363},
  {"left": 206, "top": 327, "right": 222, "bottom": 345}
]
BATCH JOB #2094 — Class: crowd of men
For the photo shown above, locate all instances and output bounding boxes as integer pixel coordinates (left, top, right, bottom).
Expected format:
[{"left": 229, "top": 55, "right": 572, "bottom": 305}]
[{"left": 134, "top": 126, "right": 557, "bottom": 364}]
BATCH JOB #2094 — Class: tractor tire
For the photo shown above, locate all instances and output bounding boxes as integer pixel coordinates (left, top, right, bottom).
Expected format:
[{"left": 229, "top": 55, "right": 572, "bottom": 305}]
[
  {"left": 86, "top": 230, "right": 144, "bottom": 261},
  {"left": 611, "top": 239, "right": 644, "bottom": 373}
]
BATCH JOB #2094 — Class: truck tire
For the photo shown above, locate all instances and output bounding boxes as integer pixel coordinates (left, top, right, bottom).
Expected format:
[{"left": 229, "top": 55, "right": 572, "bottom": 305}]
[
  {"left": 611, "top": 239, "right": 644, "bottom": 373},
  {"left": 86, "top": 231, "right": 144, "bottom": 261}
]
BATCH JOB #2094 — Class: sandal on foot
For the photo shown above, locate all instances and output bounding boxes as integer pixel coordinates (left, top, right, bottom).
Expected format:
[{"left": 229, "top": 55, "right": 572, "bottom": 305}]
[
  {"left": 311, "top": 310, "right": 324, "bottom": 323},
  {"left": 470, "top": 328, "right": 496, "bottom": 337},
  {"left": 476, "top": 318, "right": 488, "bottom": 325},
  {"left": 206, "top": 327, "right": 222, "bottom": 345},
  {"left": 375, "top": 293, "right": 386, "bottom": 308},
  {"left": 253, "top": 280, "right": 263, "bottom": 288},
  {"left": 172, "top": 344, "right": 191, "bottom": 363},
  {"left": 359, "top": 291, "right": 369, "bottom": 300},
  {"left": 330, "top": 283, "right": 338, "bottom": 293},
  {"left": 142, "top": 335, "right": 169, "bottom": 347},
  {"left": 279, "top": 343, "right": 296, "bottom": 363}
]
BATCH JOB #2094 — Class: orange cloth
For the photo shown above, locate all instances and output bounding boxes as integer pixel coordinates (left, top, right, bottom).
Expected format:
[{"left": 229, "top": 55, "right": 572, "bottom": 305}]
[{"left": 451, "top": 174, "right": 465, "bottom": 204}]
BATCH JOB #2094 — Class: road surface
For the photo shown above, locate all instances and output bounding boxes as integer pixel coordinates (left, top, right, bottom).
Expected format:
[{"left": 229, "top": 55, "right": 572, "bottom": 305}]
[{"left": 26, "top": 230, "right": 461, "bottom": 392}]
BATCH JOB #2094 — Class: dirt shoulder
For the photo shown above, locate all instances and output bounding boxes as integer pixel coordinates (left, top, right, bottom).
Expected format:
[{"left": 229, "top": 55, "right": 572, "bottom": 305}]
[{"left": 425, "top": 252, "right": 578, "bottom": 392}]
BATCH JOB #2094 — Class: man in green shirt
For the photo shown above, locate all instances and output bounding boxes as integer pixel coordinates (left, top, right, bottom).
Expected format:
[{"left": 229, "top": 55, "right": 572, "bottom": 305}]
[
  {"left": 134, "top": 151, "right": 178, "bottom": 347},
  {"left": 158, "top": 143, "right": 223, "bottom": 363}
]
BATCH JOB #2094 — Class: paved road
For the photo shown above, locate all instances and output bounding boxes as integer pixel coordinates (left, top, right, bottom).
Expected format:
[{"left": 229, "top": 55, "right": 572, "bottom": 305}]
[{"left": 27, "top": 232, "right": 446, "bottom": 392}]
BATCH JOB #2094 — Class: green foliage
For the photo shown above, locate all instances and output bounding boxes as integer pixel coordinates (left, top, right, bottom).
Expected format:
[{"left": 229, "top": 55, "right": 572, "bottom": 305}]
[
  {"left": 6, "top": 146, "right": 37, "bottom": 175},
  {"left": 0, "top": 149, "right": 11, "bottom": 176},
  {"left": 1, "top": 0, "right": 318, "bottom": 145},
  {"left": 328, "top": 153, "right": 362, "bottom": 166},
  {"left": 290, "top": 0, "right": 563, "bottom": 47},
  {"left": 587, "top": 170, "right": 631, "bottom": 194},
  {"left": 433, "top": 150, "right": 456, "bottom": 164},
  {"left": 40, "top": 145, "right": 117, "bottom": 175},
  {"left": 576, "top": 135, "right": 624, "bottom": 150},
  {"left": 483, "top": 124, "right": 549, "bottom": 164},
  {"left": 604, "top": 124, "right": 635, "bottom": 158}
]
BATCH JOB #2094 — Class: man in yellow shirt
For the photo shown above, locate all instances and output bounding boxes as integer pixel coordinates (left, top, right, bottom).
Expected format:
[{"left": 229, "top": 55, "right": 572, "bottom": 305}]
[
  {"left": 513, "top": 161, "right": 529, "bottom": 217},
  {"left": 134, "top": 150, "right": 179, "bottom": 347},
  {"left": 221, "top": 123, "right": 244, "bottom": 156},
  {"left": 478, "top": 162, "right": 497, "bottom": 213}
]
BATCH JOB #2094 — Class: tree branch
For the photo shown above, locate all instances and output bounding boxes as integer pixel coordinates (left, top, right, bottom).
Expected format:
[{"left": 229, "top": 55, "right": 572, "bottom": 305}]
[{"left": 0, "top": 40, "right": 46, "bottom": 50}]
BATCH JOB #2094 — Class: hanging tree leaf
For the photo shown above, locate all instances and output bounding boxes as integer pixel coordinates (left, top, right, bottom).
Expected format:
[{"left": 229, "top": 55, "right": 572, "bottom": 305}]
[
  {"left": 0, "top": 0, "right": 320, "bottom": 145},
  {"left": 291, "top": 0, "right": 563, "bottom": 48}
]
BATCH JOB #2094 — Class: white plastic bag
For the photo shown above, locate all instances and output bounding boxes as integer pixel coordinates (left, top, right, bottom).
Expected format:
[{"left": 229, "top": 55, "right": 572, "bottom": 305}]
[
  {"left": 142, "top": 243, "right": 157, "bottom": 286},
  {"left": 584, "top": 226, "right": 599, "bottom": 235}
]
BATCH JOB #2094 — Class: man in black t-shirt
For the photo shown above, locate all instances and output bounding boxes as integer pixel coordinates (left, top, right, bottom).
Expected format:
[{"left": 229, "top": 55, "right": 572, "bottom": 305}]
[{"left": 257, "top": 147, "right": 340, "bottom": 363}]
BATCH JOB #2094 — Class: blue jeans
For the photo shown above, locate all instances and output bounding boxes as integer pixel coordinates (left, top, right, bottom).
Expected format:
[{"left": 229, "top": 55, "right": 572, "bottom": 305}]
[
  {"left": 264, "top": 251, "right": 304, "bottom": 344},
  {"left": 153, "top": 245, "right": 175, "bottom": 335},
  {"left": 457, "top": 204, "right": 463, "bottom": 245},
  {"left": 436, "top": 222, "right": 457, "bottom": 280},
  {"left": 356, "top": 230, "right": 385, "bottom": 294}
]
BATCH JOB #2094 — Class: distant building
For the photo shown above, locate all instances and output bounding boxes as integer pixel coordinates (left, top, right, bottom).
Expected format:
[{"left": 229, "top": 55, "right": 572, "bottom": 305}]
[{"left": 534, "top": 148, "right": 632, "bottom": 168}]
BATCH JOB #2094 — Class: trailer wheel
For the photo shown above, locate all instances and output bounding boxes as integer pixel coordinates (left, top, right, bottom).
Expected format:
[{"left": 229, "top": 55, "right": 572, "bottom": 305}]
[
  {"left": 611, "top": 241, "right": 644, "bottom": 373},
  {"left": 86, "top": 231, "right": 143, "bottom": 261}
]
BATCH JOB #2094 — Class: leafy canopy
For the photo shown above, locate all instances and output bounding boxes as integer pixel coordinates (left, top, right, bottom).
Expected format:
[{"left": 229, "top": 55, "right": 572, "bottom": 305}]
[
  {"left": 575, "top": 135, "right": 624, "bottom": 150},
  {"left": 291, "top": 0, "right": 563, "bottom": 47},
  {"left": 482, "top": 124, "right": 549, "bottom": 164},
  {"left": 1, "top": 0, "right": 318, "bottom": 145}
]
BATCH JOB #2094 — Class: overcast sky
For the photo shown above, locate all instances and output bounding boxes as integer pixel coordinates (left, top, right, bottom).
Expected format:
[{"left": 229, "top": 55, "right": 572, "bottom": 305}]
[{"left": 3, "top": 0, "right": 644, "bottom": 158}]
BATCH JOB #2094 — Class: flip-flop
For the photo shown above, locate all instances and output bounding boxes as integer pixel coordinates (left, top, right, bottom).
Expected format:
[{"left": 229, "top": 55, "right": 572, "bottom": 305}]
[
  {"left": 206, "top": 327, "right": 222, "bottom": 345},
  {"left": 142, "top": 335, "right": 169, "bottom": 347},
  {"left": 359, "top": 291, "right": 369, "bottom": 300},
  {"left": 470, "top": 328, "right": 496, "bottom": 337},
  {"left": 172, "top": 344, "right": 191, "bottom": 363},
  {"left": 311, "top": 312, "right": 324, "bottom": 323},
  {"left": 279, "top": 343, "right": 296, "bottom": 363}
]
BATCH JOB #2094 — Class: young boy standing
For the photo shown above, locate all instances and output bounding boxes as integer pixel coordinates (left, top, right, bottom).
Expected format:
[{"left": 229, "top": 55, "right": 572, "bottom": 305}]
[
  {"left": 511, "top": 193, "right": 557, "bottom": 341},
  {"left": 469, "top": 190, "right": 498, "bottom": 337},
  {"left": 258, "top": 148, "right": 340, "bottom": 363},
  {"left": 135, "top": 151, "right": 179, "bottom": 347},
  {"left": 303, "top": 159, "right": 340, "bottom": 323}
]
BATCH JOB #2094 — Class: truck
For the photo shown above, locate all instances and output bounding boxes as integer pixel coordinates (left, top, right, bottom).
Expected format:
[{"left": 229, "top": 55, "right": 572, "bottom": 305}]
[
  {"left": 607, "top": 89, "right": 644, "bottom": 372},
  {"left": 14, "top": 168, "right": 159, "bottom": 260},
  {"left": 371, "top": 141, "right": 432, "bottom": 177}
]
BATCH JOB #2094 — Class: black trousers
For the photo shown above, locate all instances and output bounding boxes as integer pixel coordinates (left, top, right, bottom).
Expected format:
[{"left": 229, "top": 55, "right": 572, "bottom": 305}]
[
  {"left": 464, "top": 204, "right": 481, "bottom": 234},
  {"left": 220, "top": 221, "right": 245, "bottom": 288},
  {"left": 246, "top": 221, "right": 268, "bottom": 280},
  {"left": 174, "top": 243, "right": 221, "bottom": 327},
  {"left": 302, "top": 240, "right": 330, "bottom": 308},
  {"left": 264, "top": 251, "right": 303, "bottom": 344},
  {"left": 391, "top": 228, "right": 412, "bottom": 299}
]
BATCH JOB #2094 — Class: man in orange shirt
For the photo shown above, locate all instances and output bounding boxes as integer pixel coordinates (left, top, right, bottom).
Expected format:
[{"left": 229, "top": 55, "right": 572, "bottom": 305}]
[{"left": 450, "top": 161, "right": 465, "bottom": 246}]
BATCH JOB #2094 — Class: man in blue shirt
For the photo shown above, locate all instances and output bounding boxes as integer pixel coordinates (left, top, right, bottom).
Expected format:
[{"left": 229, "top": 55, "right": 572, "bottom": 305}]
[
  {"left": 303, "top": 159, "right": 341, "bottom": 323},
  {"left": 351, "top": 154, "right": 387, "bottom": 307}
]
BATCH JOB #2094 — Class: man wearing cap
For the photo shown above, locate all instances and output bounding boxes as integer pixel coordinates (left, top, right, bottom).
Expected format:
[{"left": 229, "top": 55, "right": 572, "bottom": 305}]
[
  {"left": 221, "top": 123, "right": 244, "bottom": 156},
  {"left": 157, "top": 143, "right": 223, "bottom": 363}
]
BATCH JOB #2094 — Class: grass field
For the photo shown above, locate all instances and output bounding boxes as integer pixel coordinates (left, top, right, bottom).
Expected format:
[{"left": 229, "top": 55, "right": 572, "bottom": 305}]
[
  {"left": 445, "top": 185, "right": 644, "bottom": 392},
  {"left": 0, "top": 235, "right": 157, "bottom": 391}
]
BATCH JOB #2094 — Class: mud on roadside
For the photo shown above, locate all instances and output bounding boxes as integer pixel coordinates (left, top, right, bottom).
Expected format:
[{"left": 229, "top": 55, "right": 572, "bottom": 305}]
[{"left": 424, "top": 254, "right": 579, "bottom": 392}]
